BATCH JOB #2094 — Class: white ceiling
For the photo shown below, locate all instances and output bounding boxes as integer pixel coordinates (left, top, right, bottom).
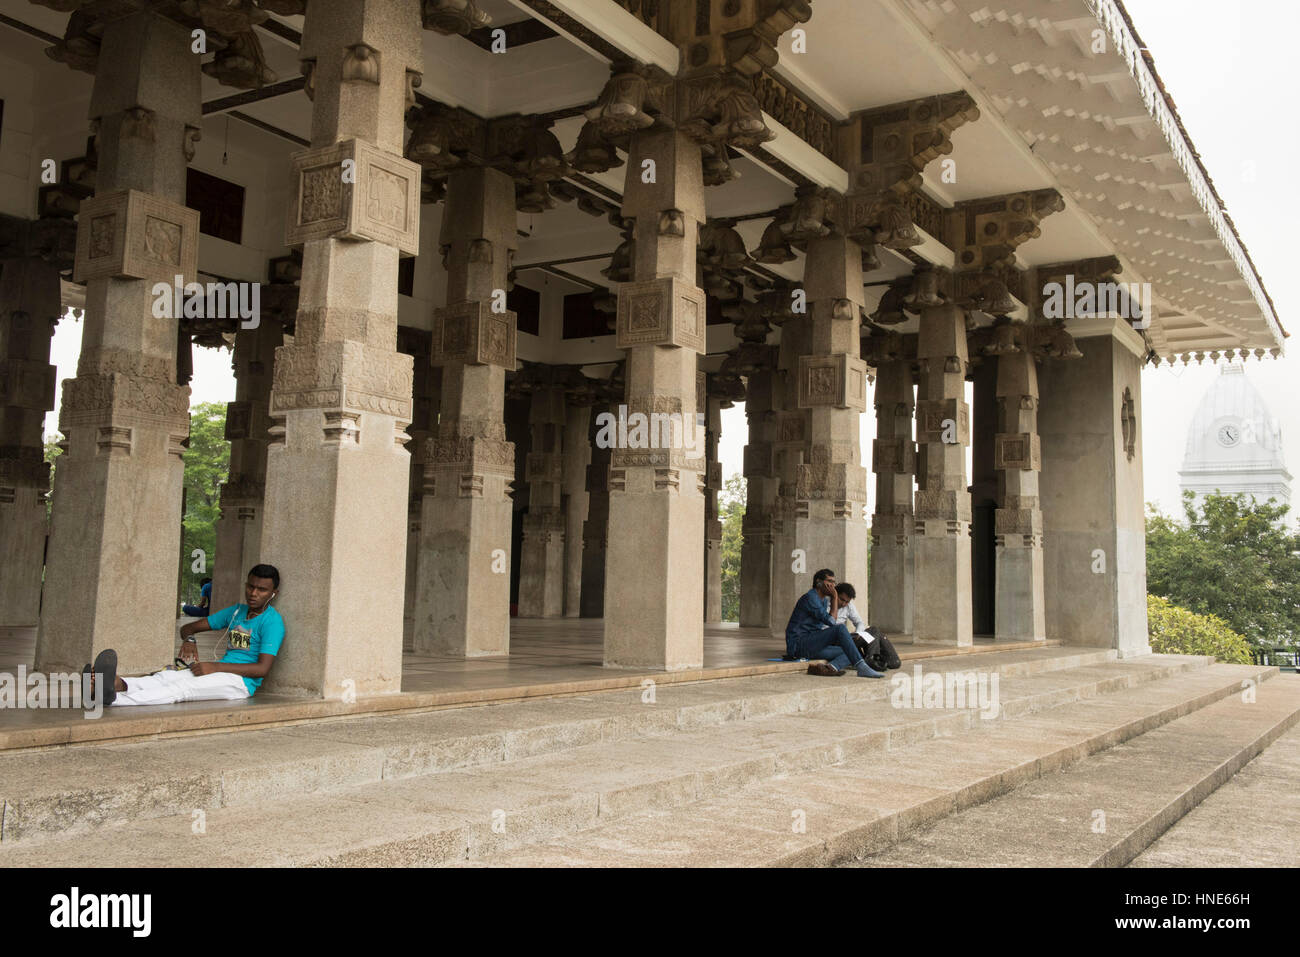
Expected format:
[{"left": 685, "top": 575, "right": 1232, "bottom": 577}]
[{"left": 0, "top": 0, "right": 1279, "bottom": 356}]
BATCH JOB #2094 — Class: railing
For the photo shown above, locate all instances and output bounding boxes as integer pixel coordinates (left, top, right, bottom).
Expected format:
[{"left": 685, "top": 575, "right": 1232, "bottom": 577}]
[{"left": 1252, "top": 647, "right": 1299, "bottom": 672}]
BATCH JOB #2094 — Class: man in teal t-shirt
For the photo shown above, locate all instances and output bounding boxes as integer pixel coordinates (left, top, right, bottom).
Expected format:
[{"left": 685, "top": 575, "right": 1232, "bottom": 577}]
[{"left": 87, "top": 564, "right": 286, "bottom": 707}]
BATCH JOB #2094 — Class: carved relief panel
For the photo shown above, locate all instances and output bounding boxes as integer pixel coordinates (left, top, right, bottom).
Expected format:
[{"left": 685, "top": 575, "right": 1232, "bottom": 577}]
[
  {"left": 73, "top": 189, "right": 199, "bottom": 284},
  {"left": 286, "top": 139, "right": 421, "bottom": 255}
]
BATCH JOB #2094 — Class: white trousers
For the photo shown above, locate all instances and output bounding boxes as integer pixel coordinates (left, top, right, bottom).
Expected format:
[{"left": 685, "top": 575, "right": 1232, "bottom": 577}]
[{"left": 114, "top": 669, "right": 250, "bottom": 706}]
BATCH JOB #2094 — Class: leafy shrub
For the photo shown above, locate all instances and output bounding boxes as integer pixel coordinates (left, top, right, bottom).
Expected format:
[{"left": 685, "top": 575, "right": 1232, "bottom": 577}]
[{"left": 1147, "top": 594, "right": 1252, "bottom": 664}]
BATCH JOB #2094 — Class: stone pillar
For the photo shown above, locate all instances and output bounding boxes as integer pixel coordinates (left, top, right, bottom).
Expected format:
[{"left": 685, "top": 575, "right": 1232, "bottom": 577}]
[
  {"left": 913, "top": 299, "right": 974, "bottom": 646},
  {"left": 970, "top": 358, "right": 998, "bottom": 635},
  {"left": 37, "top": 12, "right": 200, "bottom": 675},
  {"left": 605, "top": 129, "right": 706, "bottom": 670},
  {"left": 260, "top": 0, "right": 423, "bottom": 696},
  {"left": 0, "top": 257, "right": 59, "bottom": 627},
  {"left": 1039, "top": 326, "right": 1149, "bottom": 656},
  {"left": 518, "top": 382, "right": 566, "bottom": 618},
  {"left": 739, "top": 367, "right": 775, "bottom": 628},
  {"left": 768, "top": 315, "right": 810, "bottom": 637},
  {"left": 580, "top": 395, "right": 612, "bottom": 618},
  {"left": 400, "top": 328, "right": 436, "bottom": 652},
  {"left": 869, "top": 358, "right": 915, "bottom": 635},
  {"left": 994, "top": 347, "right": 1046, "bottom": 641},
  {"left": 703, "top": 391, "right": 723, "bottom": 622},
  {"left": 794, "top": 235, "right": 869, "bottom": 597},
  {"left": 213, "top": 318, "right": 283, "bottom": 610},
  {"left": 416, "top": 164, "right": 516, "bottom": 655},
  {"left": 562, "top": 397, "right": 592, "bottom": 618}
]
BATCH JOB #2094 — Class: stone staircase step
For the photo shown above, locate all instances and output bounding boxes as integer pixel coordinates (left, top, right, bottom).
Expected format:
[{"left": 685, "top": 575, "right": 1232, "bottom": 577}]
[
  {"left": 458, "top": 663, "right": 1281, "bottom": 867},
  {"left": 0, "top": 658, "right": 1259, "bottom": 865},
  {"left": 1126, "top": 710, "right": 1300, "bottom": 868},
  {"left": 0, "top": 647, "right": 1140, "bottom": 844},
  {"left": 847, "top": 674, "right": 1300, "bottom": 868}
]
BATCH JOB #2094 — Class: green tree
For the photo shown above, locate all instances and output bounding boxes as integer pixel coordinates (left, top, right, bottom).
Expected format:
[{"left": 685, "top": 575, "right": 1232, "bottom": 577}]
[
  {"left": 1147, "top": 594, "right": 1252, "bottom": 664},
  {"left": 43, "top": 433, "right": 63, "bottom": 520},
  {"left": 180, "top": 402, "right": 229, "bottom": 604},
  {"left": 719, "top": 474, "right": 746, "bottom": 622},
  {"left": 1146, "top": 491, "right": 1300, "bottom": 651}
]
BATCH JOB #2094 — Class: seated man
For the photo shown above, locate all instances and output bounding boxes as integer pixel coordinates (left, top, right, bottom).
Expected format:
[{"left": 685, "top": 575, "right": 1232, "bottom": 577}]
[
  {"left": 87, "top": 564, "right": 285, "bottom": 707},
  {"left": 832, "top": 582, "right": 866, "bottom": 635},
  {"left": 833, "top": 583, "right": 901, "bottom": 672},
  {"left": 181, "top": 576, "right": 212, "bottom": 618},
  {"left": 784, "top": 568, "right": 882, "bottom": 678}
]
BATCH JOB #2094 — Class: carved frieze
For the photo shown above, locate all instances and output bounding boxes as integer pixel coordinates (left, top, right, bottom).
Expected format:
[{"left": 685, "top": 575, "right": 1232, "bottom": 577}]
[
  {"left": 795, "top": 462, "right": 867, "bottom": 503},
  {"left": 754, "top": 71, "right": 834, "bottom": 157},
  {"left": 914, "top": 487, "right": 972, "bottom": 523},
  {"left": 286, "top": 139, "right": 421, "bottom": 255},
  {"left": 73, "top": 190, "right": 199, "bottom": 284},
  {"left": 270, "top": 340, "right": 414, "bottom": 420},
  {"left": 59, "top": 372, "right": 190, "bottom": 433},
  {"left": 994, "top": 506, "right": 1043, "bottom": 538},
  {"left": 427, "top": 423, "right": 515, "bottom": 478},
  {"left": 610, "top": 449, "right": 706, "bottom": 474}
]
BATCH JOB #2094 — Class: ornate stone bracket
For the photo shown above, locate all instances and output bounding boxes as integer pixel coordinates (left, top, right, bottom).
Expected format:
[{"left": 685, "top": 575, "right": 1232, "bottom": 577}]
[
  {"left": 842, "top": 92, "right": 979, "bottom": 249},
  {"left": 949, "top": 189, "right": 1065, "bottom": 272},
  {"left": 423, "top": 0, "right": 492, "bottom": 35},
  {"left": 406, "top": 104, "right": 573, "bottom": 211},
  {"left": 40, "top": 1, "right": 291, "bottom": 88}
]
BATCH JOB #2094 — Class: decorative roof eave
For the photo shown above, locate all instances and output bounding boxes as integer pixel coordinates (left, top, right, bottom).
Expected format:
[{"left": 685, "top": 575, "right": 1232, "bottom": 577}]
[{"left": 1093, "top": 0, "right": 1284, "bottom": 347}]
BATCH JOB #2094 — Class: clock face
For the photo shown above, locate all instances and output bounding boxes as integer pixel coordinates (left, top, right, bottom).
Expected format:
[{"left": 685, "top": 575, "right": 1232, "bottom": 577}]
[{"left": 1218, "top": 424, "right": 1241, "bottom": 447}]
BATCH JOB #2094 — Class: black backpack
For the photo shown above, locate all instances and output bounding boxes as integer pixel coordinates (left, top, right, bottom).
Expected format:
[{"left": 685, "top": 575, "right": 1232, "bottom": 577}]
[{"left": 854, "top": 625, "right": 901, "bottom": 671}]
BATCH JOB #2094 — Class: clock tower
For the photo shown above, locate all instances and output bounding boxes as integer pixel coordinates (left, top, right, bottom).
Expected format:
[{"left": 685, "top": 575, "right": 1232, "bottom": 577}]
[{"left": 1179, "top": 364, "right": 1292, "bottom": 513}]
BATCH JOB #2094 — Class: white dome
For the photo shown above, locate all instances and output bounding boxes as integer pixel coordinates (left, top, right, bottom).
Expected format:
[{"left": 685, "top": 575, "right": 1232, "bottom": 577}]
[{"left": 1179, "top": 363, "right": 1291, "bottom": 505}]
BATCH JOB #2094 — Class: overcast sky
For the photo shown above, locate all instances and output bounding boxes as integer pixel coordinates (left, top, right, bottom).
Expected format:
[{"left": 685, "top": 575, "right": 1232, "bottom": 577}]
[{"left": 45, "top": 0, "right": 1299, "bottom": 523}]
